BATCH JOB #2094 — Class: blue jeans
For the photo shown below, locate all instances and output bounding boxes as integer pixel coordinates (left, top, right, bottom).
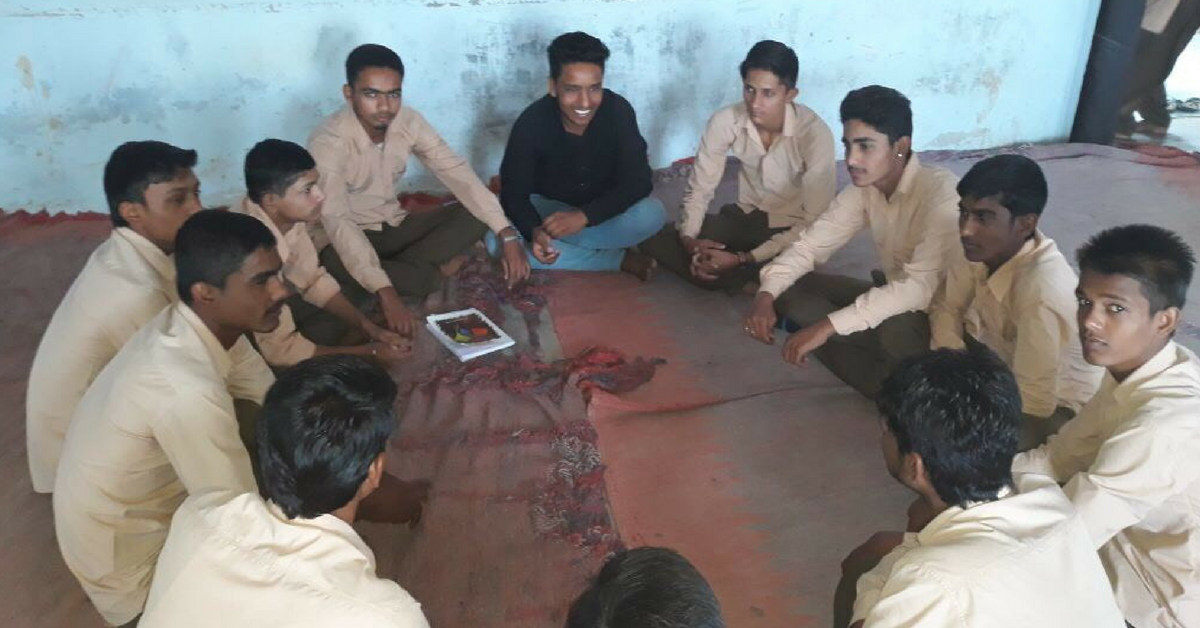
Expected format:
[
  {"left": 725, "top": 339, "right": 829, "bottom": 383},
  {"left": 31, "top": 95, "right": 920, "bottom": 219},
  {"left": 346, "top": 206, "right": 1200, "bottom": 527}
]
[{"left": 489, "top": 194, "right": 666, "bottom": 271}]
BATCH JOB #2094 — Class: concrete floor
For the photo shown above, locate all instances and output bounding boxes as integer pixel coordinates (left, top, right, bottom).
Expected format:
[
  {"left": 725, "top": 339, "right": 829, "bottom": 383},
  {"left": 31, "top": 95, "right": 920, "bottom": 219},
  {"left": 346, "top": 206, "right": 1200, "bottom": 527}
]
[{"left": 2, "top": 143, "right": 1200, "bottom": 627}]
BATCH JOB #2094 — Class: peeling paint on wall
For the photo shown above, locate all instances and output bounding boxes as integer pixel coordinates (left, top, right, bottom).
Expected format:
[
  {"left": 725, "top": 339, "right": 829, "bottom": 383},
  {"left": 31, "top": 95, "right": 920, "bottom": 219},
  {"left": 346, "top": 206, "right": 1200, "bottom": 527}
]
[{"left": 2, "top": 0, "right": 1100, "bottom": 213}]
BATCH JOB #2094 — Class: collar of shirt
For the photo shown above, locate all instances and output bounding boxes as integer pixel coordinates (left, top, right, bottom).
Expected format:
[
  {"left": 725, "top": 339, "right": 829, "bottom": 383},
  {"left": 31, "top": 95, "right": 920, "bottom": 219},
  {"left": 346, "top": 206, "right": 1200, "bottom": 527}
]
[
  {"left": 238, "top": 196, "right": 296, "bottom": 263},
  {"left": 114, "top": 226, "right": 175, "bottom": 286},
  {"left": 916, "top": 484, "right": 1015, "bottom": 544},
  {"left": 264, "top": 499, "right": 377, "bottom": 568},
  {"left": 1108, "top": 340, "right": 1182, "bottom": 406},
  {"left": 176, "top": 302, "right": 234, "bottom": 381},
  {"left": 739, "top": 101, "right": 800, "bottom": 150},
  {"left": 333, "top": 104, "right": 401, "bottom": 156},
  {"left": 976, "top": 230, "right": 1050, "bottom": 304},
  {"left": 864, "top": 153, "right": 923, "bottom": 209}
]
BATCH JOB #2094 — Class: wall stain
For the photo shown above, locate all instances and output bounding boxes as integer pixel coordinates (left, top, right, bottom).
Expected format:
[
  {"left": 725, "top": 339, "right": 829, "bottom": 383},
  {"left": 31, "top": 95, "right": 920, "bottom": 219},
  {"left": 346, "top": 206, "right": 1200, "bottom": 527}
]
[{"left": 16, "top": 56, "right": 35, "bottom": 90}]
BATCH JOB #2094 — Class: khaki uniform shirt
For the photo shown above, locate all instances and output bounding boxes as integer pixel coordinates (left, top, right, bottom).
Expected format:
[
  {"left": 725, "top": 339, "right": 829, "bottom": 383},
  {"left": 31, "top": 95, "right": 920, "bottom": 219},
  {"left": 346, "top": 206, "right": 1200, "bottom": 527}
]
[
  {"left": 852, "top": 474, "right": 1125, "bottom": 627},
  {"left": 759, "top": 155, "right": 960, "bottom": 335},
  {"left": 26, "top": 227, "right": 175, "bottom": 494},
  {"left": 142, "top": 490, "right": 430, "bottom": 628},
  {"left": 52, "top": 303, "right": 273, "bottom": 625},
  {"left": 679, "top": 101, "right": 836, "bottom": 262},
  {"left": 308, "top": 105, "right": 511, "bottom": 294},
  {"left": 1014, "top": 342, "right": 1200, "bottom": 627},
  {"left": 234, "top": 197, "right": 341, "bottom": 365},
  {"left": 929, "top": 232, "right": 1103, "bottom": 417}
]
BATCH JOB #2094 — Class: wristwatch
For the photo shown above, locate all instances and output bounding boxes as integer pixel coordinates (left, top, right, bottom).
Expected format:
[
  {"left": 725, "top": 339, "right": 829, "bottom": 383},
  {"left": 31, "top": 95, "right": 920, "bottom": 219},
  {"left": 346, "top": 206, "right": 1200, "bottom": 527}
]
[{"left": 501, "top": 232, "right": 522, "bottom": 243}]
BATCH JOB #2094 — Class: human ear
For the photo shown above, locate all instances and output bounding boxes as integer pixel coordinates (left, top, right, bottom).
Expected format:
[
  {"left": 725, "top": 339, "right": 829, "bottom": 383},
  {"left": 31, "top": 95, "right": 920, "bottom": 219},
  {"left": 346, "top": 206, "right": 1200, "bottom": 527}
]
[
  {"left": 119, "top": 201, "right": 145, "bottom": 226},
  {"left": 1157, "top": 306, "right": 1181, "bottom": 337}
]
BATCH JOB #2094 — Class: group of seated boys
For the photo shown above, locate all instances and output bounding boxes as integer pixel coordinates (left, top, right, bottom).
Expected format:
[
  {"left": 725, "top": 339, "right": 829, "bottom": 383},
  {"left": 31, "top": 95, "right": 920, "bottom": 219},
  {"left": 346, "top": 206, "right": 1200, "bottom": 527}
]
[{"left": 23, "top": 30, "right": 1199, "bottom": 628}]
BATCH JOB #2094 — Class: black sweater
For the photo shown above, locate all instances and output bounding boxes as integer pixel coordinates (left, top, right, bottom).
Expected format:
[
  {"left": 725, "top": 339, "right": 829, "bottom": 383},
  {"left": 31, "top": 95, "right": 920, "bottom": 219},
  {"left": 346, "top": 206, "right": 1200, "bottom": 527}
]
[{"left": 499, "top": 90, "right": 653, "bottom": 239}]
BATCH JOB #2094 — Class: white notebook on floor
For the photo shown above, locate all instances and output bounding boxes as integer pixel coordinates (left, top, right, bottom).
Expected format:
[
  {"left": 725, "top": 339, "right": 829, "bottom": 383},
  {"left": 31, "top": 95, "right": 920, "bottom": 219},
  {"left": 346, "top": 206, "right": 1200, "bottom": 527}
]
[{"left": 425, "top": 308, "right": 515, "bottom": 361}]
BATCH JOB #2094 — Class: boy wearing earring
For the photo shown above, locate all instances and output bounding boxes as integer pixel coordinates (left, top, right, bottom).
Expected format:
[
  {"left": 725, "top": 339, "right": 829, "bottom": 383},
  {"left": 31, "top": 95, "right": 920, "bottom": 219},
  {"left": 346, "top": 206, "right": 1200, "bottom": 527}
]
[{"left": 743, "top": 85, "right": 960, "bottom": 399}]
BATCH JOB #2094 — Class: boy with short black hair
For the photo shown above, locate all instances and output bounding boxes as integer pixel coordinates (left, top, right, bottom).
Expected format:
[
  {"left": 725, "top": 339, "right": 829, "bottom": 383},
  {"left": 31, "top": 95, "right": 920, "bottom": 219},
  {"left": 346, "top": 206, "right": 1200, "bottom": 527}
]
[
  {"left": 566, "top": 546, "right": 724, "bottom": 628},
  {"left": 838, "top": 347, "right": 1124, "bottom": 627},
  {"left": 1013, "top": 224, "right": 1200, "bottom": 627},
  {"left": 643, "top": 40, "right": 836, "bottom": 293},
  {"left": 309, "top": 43, "right": 529, "bottom": 338},
  {"left": 140, "top": 355, "right": 430, "bottom": 627},
  {"left": 235, "top": 138, "right": 410, "bottom": 366},
  {"left": 27, "top": 140, "right": 201, "bottom": 494},
  {"left": 744, "top": 85, "right": 960, "bottom": 400},
  {"left": 498, "top": 31, "right": 664, "bottom": 279},
  {"left": 929, "top": 154, "right": 1102, "bottom": 448},
  {"left": 53, "top": 210, "right": 281, "bottom": 626}
]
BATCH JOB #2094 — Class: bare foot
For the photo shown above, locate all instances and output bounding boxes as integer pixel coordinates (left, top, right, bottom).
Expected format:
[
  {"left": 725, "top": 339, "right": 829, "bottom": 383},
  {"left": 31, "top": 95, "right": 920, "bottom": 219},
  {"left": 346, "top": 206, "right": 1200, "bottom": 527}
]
[
  {"left": 438, "top": 253, "right": 470, "bottom": 278},
  {"left": 620, "top": 249, "right": 657, "bottom": 282}
]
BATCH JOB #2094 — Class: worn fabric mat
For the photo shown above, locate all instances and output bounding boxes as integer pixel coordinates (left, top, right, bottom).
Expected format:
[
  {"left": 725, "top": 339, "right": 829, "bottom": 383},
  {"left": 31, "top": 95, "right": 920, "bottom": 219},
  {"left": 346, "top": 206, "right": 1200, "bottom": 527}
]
[{"left": 2, "top": 142, "right": 1199, "bottom": 626}]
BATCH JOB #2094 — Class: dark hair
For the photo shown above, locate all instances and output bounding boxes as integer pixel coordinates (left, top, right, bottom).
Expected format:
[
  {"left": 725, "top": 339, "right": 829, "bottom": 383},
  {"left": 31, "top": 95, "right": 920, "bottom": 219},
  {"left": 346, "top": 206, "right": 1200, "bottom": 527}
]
[
  {"left": 547, "top": 31, "right": 610, "bottom": 80},
  {"left": 566, "top": 547, "right": 724, "bottom": 628},
  {"left": 877, "top": 347, "right": 1020, "bottom": 507},
  {"left": 1077, "top": 224, "right": 1195, "bottom": 312},
  {"left": 957, "top": 154, "right": 1048, "bottom": 218},
  {"left": 345, "top": 43, "right": 404, "bottom": 87},
  {"left": 244, "top": 139, "right": 317, "bottom": 205},
  {"left": 257, "top": 354, "right": 398, "bottom": 519},
  {"left": 738, "top": 40, "right": 799, "bottom": 90},
  {"left": 103, "top": 141, "right": 198, "bottom": 227},
  {"left": 839, "top": 85, "right": 913, "bottom": 144},
  {"left": 174, "top": 210, "right": 275, "bottom": 305}
]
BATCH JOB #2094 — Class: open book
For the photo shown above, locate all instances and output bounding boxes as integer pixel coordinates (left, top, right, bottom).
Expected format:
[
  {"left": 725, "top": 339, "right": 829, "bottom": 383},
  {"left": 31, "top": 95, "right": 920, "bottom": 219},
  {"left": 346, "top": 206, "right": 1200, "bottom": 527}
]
[{"left": 425, "top": 308, "right": 515, "bottom": 361}]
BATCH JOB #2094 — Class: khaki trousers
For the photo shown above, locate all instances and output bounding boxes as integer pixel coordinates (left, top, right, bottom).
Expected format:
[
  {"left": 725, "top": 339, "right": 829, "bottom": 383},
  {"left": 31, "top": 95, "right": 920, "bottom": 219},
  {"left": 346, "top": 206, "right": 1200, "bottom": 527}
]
[
  {"left": 641, "top": 204, "right": 787, "bottom": 294},
  {"left": 775, "top": 272, "right": 930, "bottom": 400}
]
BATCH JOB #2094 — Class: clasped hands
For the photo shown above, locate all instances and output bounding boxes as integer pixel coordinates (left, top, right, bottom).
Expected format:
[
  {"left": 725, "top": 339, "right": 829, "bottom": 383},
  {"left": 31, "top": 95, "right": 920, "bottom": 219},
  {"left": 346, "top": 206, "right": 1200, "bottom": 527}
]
[{"left": 682, "top": 236, "right": 742, "bottom": 281}]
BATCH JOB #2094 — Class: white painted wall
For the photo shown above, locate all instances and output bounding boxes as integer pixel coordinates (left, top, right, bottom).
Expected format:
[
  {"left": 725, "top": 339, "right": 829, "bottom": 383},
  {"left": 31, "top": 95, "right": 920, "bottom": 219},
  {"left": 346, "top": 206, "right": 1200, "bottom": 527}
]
[{"left": 2, "top": 0, "right": 1101, "bottom": 213}]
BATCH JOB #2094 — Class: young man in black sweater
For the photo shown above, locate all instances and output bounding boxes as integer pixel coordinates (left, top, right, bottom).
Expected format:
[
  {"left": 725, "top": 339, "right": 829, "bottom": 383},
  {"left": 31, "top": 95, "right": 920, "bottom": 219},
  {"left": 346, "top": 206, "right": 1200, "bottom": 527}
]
[{"left": 497, "top": 31, "right": 663, "bottom": 279}]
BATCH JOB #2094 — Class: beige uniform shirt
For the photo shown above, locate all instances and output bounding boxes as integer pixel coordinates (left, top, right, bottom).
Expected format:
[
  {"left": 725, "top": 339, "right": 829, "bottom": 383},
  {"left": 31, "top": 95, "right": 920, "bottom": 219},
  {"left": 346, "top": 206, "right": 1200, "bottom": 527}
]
[
  {"left": 679, "top": 101, "right": 836, "bottom": 262},
  {"left": 26, "top": 227, "right": 175, "bottom": 494},
  {"left": 1013, "top": 342, "right": 1200, "bottom": 628},
  {"left": 929, "top": 232, "right": 1103, "bottom": 417},
  {"left": 308, "top": 105, "right": 512, "bottom": 294},
  {"left": 234, "top": 197, "right": 341, "bottom": 365},
  {"left": 759, "top": 155, "right": 960, "bottom": 335},
  {"left": 52, "top": 303, "right": 273, "bottom": 625},
  {"left": 852, "top": 474, "right": 1125, "bottom": 627},
  {"left": 141, "top": 490, "right": 430, "bottom": 628}
]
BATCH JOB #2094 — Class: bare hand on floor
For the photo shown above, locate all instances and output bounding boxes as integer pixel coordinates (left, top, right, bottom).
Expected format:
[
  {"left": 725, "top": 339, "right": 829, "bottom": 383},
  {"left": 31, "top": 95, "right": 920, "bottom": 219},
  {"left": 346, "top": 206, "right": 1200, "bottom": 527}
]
[{"left": 743, "top": 292, "right": 778, "bottom": 344}]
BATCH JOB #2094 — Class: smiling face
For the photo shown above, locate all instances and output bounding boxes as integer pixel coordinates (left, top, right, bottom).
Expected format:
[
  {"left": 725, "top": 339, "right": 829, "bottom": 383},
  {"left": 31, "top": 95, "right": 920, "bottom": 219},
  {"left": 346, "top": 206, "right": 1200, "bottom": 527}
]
[
  {"left": 267, "top": 169, "right": 325, "bottom": 224},
  {"left": 549, "top": 62, "right": 604, "bottom": 134},
  {"left": 742, "top": 69, "right": 797, "bottom": 132},
  {"left": 121, "top": 168, "right": 203, "bottom": 254},
  {"left": 1076, "top": 269, "right": 1178, "bottom": 380},
  {"left": 344, "top": 67, "right": 403, "bottom": 140},
  {"left": 958, "top": 194, "right": 1036, "bottom": 270},
  {"left": 842, "top": 119, "right": 908, "bottom": 189}
]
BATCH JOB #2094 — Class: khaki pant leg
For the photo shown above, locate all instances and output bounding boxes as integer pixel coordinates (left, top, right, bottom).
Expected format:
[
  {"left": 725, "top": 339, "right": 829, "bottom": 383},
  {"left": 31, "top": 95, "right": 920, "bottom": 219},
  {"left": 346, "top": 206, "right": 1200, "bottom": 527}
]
[
  {"left": 642, "top": 205, "right": 778, "bottom": 293},
  {"left": 369, "top": 204, "right": 488, "bottom": 298}
]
